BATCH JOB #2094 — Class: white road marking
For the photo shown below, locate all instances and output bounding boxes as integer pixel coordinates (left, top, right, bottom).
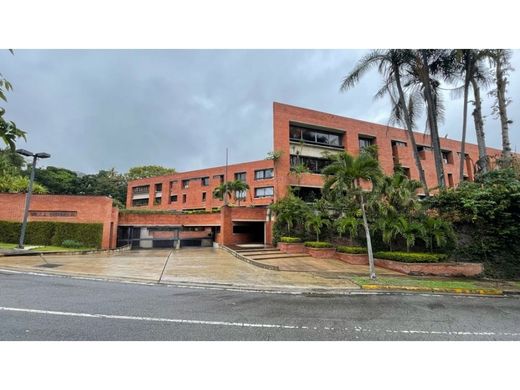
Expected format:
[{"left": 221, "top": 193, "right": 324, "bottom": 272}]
[{"left": 1, "top": 305, "right": 519, "bottom": 337}]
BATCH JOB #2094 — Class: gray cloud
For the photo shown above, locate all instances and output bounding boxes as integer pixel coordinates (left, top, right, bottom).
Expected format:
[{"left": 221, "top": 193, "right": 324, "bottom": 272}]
[{"left": 1, "top": 49, "right": 518, "bottom": 173}]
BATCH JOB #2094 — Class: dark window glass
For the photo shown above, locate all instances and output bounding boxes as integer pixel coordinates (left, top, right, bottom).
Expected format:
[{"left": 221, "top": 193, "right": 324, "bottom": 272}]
[
  {"left": 182, "top": 179, "right": 189, "bottom": 189},
  {"left": 255, "top": 169, "right": 273, "bottom": 180},
  {"left": 302, "top": 129, "right": 316, "bottom": 142},
  {"left": 155, "top": 183, "right": 162, "bottom": 192},
  {"left": 359, "top": 137, "right": 375, "bottom": 150},
  {"left": 132, "top": 198, "right": 149, "bottom": 207},
  {"left": 235, "top": 172, "right": 246, "bottom": 182},
  {"left": 328, "top": 134, "right": 340, "bottom": 146},
  {"left": 170, "top": 195, "right": 178, "bottom": 202},
  {"left": 289, "top": 126, "right": 302, "bottom": 140},
  {"left": 201, "top": 177, "right": 209, "bottom": 186},
  {"left": 202, "top": 192, "right": 207, "bottom": 202},
  {"left": 316, "top": 132, "right": 328, "bottom": 144},
  {"left": 182, "top": 194, "right": 187, "bottom": 203}
]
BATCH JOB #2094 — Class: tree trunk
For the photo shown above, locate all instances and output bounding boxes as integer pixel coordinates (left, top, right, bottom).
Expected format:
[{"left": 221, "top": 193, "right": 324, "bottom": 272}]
[
  {"left": 471, "top": 77, "right": 488, "bottom": 173},
  {"left": 316, "top": 231, "right": 319, "bottom": 242},
  {"left": 392, "top": 61, "right": 430, "bottom": 196},
  {"left": 495, "top": 51, "right": 512, "bottom": 166},
  {"left": 459, "top": 55, "right": 472, "bottom": 182},
  {"left": 360, "top": 192, "right": 376, "bottom": 279},
  {"left": 420, "top": 51, "right": 446, "bottom": 189}
]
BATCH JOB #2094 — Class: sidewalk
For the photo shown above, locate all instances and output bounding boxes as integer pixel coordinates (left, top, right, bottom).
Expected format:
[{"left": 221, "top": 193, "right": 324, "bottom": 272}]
[{"left": 0, "top": 247, "right": 516, "bottom": 295}]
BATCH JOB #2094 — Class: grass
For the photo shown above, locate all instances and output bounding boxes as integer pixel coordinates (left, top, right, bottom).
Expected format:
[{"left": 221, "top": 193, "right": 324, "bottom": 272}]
[
  {"left": 351, "top": 276, "right": 480, "bottom": 290},
  {"left": 0, "top": 242, "right": 95, "bottom": 252}
]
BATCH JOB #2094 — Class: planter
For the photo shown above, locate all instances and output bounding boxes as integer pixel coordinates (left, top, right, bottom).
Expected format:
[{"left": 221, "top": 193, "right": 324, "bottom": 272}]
[
  {"left": 277, "top": 242, "right": 306, "bottom": 254},
  {"left": 336, "top": 252, "right": 368, "bottom": 265},
  {"left": 374, "top": 258, "right": 483, "bottom": 277},
  {"left": 306, "top": 247, "right": 336, "bottom": 259}
]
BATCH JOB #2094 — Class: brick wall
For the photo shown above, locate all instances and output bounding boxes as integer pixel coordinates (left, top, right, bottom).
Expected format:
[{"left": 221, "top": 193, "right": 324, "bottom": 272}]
[{"left": 0, "top": 193, "right": 119, "bottom": 249}]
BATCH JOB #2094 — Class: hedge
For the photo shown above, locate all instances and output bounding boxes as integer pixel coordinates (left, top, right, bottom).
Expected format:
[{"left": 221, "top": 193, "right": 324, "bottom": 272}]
[
  {"left": 304, "top": 241, "right": 334, "bottom": 248},
  {"left": 0, "top": 221, "right": 103, "bottom": 248},
  {"left": 374, "top": 251, "right": 448, "bottom": 263},
  {"left": 279, "top": 236, "right": 301, "bottom": 243},
  {"left": 337, "top": 246, "right": 368, "bottom": 254}
]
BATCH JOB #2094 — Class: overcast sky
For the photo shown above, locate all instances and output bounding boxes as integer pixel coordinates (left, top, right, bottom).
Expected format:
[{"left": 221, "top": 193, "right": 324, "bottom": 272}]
[{"left": 1, "top": 49, "right": 518, "bottom": 174}]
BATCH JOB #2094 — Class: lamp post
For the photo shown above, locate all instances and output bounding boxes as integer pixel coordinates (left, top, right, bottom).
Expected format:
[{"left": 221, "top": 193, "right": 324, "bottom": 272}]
[{"left": 15, "top": 149, "right": 51, "bottom": 249}]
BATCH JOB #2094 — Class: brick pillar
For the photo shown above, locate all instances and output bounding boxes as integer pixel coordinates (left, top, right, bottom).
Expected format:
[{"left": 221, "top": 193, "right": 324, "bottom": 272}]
[{"left": 219, "top": 206, "right": 233, "bottom": 246}]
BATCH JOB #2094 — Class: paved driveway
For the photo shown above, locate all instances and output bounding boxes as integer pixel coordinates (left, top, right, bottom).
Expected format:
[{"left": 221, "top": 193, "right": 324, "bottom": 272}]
[{"left": 0, "top": 248, "right": 361, "bottom": 291}]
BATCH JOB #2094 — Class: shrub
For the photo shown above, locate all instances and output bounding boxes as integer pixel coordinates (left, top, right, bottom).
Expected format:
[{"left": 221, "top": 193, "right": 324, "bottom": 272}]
[
  {"left": 279, "top": 237, "right": 301, "bottom": 243},
  {"left": 0, "top": 220, "right": 103, "bottom": 248},
  {"left": 337, "top": 245, "right": 367, "bottom": 254},
  {"left": 304, "top": 241, "right": 334, "bottom": 248},
  {"left": 61, "top": 239, "right": 85, "bottom": 248},
  {"left": 374, "top": 251, "right": 448, "bottom": 263}
]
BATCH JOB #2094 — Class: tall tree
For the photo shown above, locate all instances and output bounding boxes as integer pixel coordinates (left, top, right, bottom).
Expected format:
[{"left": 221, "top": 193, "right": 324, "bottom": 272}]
[
  {"left": 341, "top": 49, "right": 430, "bottom": 195},
  {"left": 488, "top": 49, "right": 513, "bottom": 166},
  {"left": 322, "top": 150, "right": 383, "bottom": 279},
  {"left": 0, "top": 74, "right": 26, "bottom": 151}
]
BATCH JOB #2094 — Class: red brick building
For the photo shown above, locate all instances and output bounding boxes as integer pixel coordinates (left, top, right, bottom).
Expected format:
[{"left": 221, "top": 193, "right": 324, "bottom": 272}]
[{"left": 1, "top": 102, "right": 503, "bottom": 249}]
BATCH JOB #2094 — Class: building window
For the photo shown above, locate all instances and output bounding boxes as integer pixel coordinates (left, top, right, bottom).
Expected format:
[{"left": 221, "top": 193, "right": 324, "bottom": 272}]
[
  {"left": 170, "top": 195, "right": 178, "bottom": 203},
  {"left": 202, "top": 192, "right": 207, "bottom": 202},
  {"left": 132, "top": 198, "right": 149, "bottom": 207},
  {"left": 254, "top": 186, "right": 274, "bottom": 198},
  {"left": 402, "top": 167, "right": 411, "bottom": 179},
  {"left": 201, "top": 177, "right": 209, "bottom": 186},
  {"left": 235, "top": 190, "right": 246, "bottom": 200},
  {"left": 359, "top": 136, "right": 375, "bottom": 151},
  {"left": 290, "top": 155, "right": 331, "bottom": 174},
  {"left": 447, "top": 173, "right": 454, "bottom": 188},
  {"left": 155, "top": 183, "right": 162, "bottom": 192},
  {"left": 154, "top": 196, "right": 162, "bottom": 206},
  {"left": 182, "top": 179, "right": 189, "bottom": 189},
  {"left": 235, "top": 172, "right": 246, "bottom": 182},
  {"left": 132, "top": 185, "right": 149, "bottom": 194},
  {"left": 289, "top": 124, "right": 343, "bottom": 148},
  {"left": 182, "top": 194, "right": 187, "bottom": 203},
  {"left": 213, "top": 174, "right": 224, "bottom": 184},
  {"left": 416, "top": 145, "right": 431, "bottom": 160},
  {"left": 442, "top": 150, "right": 453, "bottom": 164},
  {"left": 255, "top": 168, "right": 274, "bottom": 180},
  {"left": 391, "top": 140, "right": 407, "bottom": 147}
]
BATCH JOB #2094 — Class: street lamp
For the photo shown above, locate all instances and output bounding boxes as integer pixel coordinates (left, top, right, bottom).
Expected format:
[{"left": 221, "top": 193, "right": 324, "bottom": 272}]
[{"left": 15, "top": 149, "right": 51, "bottom": 249}]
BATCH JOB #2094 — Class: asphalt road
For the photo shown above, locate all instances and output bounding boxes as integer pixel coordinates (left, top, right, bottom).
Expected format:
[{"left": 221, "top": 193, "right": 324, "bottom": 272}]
[{"left": 1, "top": 270, "right": 520, "bottom": 340}]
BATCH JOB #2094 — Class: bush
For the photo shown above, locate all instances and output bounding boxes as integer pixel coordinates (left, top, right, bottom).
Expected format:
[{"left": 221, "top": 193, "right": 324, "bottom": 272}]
[
  {"left": 61, "top": 239, "right": 85, "bottom": 248},
  {"left": 0, "top": 220, "right": 103, "bottom": 248},
  {"left": 304, "top": 241, "right": 334, "bottom": 248},
  {"left": 279, "top": 236, "right": 301, "bottom": 243},
  {"left": 374, "top": 251, "right": 448, "bottom": 263},
  {"left": 337, "top": 245, "right": 367, "bottom": 254}
]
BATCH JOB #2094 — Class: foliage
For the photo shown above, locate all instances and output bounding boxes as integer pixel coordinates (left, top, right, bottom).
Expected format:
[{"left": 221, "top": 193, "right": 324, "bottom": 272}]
[
  {"left": 265, "top": 150, "right": 282, "bottom": 161},
  {"left": 61, "top": 239, "right": 85, "bottom": 248},
  {"left": 0, "top": 174, "right": 47, "bottom": 193},
  {"left": 75, "top": 168, "right": 127, "bottom": 206},
  {"left": 126, "top": 165, "right": 176, "bottom": 181},
  {"left": 1, "top": 68, "right": 27, "bottom": 151},
  {"left": 31, "top": 166, "right": 78, "bottom": 194},
  {"left": 336, "top": 245, "right": 367, "bottom": 254},
  {"left": 428, "top": 168, "right": 520, "bottom": 278},
  {"left": 351, "top": 276, "right": 479, "bottom": 290},
  {"left": 270, "top": 191, "right": 310, "bottom": 235},
  {"left": 279, "top": 236, "right": 301, "bottom": 243},
  {"left": 373, "top": 251, "right": 447, "bottom": 263},
  {"left": 0, "top": 221, "right": 103, "bottom": 248},
  {"left": 304, "top": 212, "right": 331, "bottom": 242},
  {"left": 304, "top": 241, "right": 334, "bottom": 248}
]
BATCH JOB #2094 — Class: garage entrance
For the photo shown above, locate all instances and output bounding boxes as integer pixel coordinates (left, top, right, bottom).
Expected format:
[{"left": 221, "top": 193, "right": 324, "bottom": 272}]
[
  {"left": 232, "top": 221, "right": 265, "bottom": 245},
  {"left": 117, "top": 225, "right": 218, "bottom": 249}
]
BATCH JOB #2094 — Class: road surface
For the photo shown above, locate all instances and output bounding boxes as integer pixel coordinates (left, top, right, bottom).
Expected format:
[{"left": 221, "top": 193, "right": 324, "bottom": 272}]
[{"left": 1, "top": 270, "right": 519, "bottom": 340}]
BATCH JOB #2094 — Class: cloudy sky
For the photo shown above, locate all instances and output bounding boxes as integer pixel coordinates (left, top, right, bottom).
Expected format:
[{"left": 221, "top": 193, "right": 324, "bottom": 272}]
[{"left": 1, "top": 49, "right": 518, "bottom": 174}]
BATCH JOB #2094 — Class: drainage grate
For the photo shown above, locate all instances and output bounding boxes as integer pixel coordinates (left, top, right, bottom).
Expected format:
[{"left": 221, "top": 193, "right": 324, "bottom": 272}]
[{"left": 37, "top": 263, "right": 62, "bottom": 268}]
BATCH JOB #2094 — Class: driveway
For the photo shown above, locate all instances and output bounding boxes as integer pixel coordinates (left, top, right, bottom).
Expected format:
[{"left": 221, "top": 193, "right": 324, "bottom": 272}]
[{"left": 0, "top": 248, "right": 362, "bottom": 291}]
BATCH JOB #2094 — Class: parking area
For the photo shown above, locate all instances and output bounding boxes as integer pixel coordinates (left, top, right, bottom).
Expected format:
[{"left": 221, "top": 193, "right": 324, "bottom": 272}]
[{"left": 0, "top": 248, "right": 362, "bottom": 290}]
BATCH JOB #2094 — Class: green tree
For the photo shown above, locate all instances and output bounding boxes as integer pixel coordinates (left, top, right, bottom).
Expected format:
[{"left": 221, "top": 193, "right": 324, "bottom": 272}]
[
  {"left": 304, "top": 212, "right": 331, "bottom": 242},
  {"left": 0, "top": 73, "right": 26, "bottom": 151},
  {"left": 30, "top": 166, "right": 79, "bottom": 194},
  {"left": 76, "top": 168, "right": 127, "bottom": 207},
  {"left": 270, "top": 191, "right": 310, "bottom": 235},
  {"left": 231, "top": 179, "right": 250, "bottom": 206},
  {"left": 127, "top": 165, "right": 176, "bottom": 181},
  {"left": 0, "top": 174, "right": 47, "bottom": 194},
  {"left": 323, "top": 150, "right": 383, "bottom": 279},
  {"left": 422, "top": 216, "right": 455, "bottom": 252},
  {"left": 334, "top": 214, "right": 361, "bottom": 242}
]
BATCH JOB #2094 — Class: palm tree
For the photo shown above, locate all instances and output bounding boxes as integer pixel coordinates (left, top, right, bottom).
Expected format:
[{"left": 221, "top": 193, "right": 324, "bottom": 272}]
[
  {"left": 334, "top": 215, "right": 361, "bottom": 242},
  {"left": 213, "top": 181, "right": 233, "bottom": 205},
  {"left": 322, "top": 150, "right": 383, "bottom": 279},
  {"left": 341, "top": 49, "right": 430, "bottom": 196},
  {"left": 487, "top": 49, "right": 513, "bottom": 166},
  {"left": 394, "top": 216, "right": 425, "bottom": 252},
  {"left": 269, "top": 191, "right": 310, "bottom": 234},
  {"left": 375, "top": 171, "right": 422, "bottom": 216},
  {"left": 1, "top": 73, "right": 26, "bottom": 151},
  {"left": 304, "top": 212, "right": 331, "bottom": 242},
  {"left": 231, "top": 179, "right": 250, "bottom": 206},
  {"left": 422, "top": 216, "right": 455, "bottom": 252}
]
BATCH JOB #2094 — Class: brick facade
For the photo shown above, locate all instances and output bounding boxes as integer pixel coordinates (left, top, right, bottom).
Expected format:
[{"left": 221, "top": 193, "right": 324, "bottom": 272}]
[{"left": 0, "top": 193, "right": 119, "bottom": 249}]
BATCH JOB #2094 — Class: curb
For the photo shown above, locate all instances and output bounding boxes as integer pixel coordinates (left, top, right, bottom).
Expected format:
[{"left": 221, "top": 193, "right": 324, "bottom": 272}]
[{"left": 361, "top": 284, "right": 503, "bottom": 296}]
